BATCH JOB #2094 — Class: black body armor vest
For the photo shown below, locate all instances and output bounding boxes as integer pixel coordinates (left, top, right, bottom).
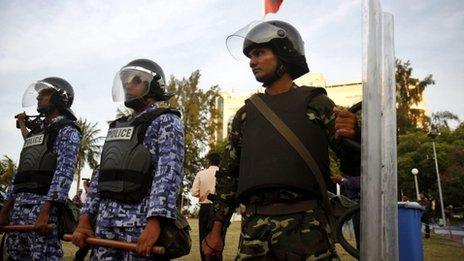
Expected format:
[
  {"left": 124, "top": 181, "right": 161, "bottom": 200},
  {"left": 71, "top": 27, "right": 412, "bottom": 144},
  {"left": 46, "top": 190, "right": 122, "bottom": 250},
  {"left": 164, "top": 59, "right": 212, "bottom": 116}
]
[
  {"left": 14, "top": 119, "right": 80, "bottom": 195},
  {"left": 236, "top": 86, "right": 331, "bottom": 201},
  {"left": 98, "top": 108, "right": 180, "bottom": 203}
]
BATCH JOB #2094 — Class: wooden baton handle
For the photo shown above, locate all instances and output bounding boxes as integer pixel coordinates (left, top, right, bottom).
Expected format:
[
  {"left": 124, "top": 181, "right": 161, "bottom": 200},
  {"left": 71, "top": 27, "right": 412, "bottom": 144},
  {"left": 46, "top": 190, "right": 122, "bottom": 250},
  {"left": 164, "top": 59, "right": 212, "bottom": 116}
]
[
  {"left": 0, "top": 224, "right": 56, "bottom": 232},
  {"left": 62, "top": 234, "right": 165, "bottom": 255}
]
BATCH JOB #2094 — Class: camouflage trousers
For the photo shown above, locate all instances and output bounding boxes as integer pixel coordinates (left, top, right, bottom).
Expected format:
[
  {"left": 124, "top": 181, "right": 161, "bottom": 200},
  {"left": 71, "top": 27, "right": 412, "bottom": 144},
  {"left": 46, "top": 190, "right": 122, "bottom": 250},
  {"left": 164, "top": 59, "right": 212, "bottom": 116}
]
[
  {"left": 6, "top": 203, "right": 62, "bottom": 260},
  {"left": 92, "top": 225, "right": 169, "bottom": 260},
  {"left": 236, "top": 206, "right": 339, "bottom": 261}
]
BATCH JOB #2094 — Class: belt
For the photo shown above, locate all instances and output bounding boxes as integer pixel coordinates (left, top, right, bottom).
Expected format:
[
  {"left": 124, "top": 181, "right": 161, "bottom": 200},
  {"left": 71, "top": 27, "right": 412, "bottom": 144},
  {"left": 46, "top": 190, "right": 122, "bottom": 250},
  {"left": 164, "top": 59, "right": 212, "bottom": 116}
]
[{"left": 246, "top": 199, "right": 318, "bottom": 216}]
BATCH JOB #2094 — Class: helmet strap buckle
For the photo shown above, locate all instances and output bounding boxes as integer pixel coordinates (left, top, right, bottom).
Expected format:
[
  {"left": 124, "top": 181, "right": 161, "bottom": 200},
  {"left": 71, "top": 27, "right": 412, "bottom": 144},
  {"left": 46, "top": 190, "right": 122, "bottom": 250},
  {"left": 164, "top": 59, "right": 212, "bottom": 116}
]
[{"left": 262, "top": 60, "right": 287, "bottom": 87}]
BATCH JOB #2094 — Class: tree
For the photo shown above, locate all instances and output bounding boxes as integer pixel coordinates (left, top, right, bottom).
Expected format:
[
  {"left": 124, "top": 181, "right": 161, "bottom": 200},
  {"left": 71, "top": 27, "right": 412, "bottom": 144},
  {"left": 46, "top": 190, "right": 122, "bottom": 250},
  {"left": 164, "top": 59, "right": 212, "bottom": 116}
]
[
  {"left": 441, "top": 148, "right": 464, "bottom": 207},
  {"left": 75, "top": 118, "right": 103, "bottom": 194},
  {"left": 397, "top": 131, "right": 440, "bottom": 199},
  {"left": 0, "top": 156, "right": 16, "bottom": 186},
  {"left": 165, "top": 70, "right": 221, "bottom": 195},
  {"left": 432, "top": 111, "right": 460, "bottom": 131},
  {"left": 397, "top": 123, "right": 464, "bottom": 207},
  {"left": 396, "top": 59, "right": 435, "bottom": 134}
]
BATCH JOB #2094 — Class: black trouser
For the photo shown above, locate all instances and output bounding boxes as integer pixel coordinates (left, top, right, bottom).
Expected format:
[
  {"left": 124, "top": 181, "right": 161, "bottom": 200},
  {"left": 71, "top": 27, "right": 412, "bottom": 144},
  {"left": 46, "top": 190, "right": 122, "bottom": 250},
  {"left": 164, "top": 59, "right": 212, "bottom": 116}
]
[
  {"left": 421, "top": 214, "right": 430, "bottom": 238},
  {"left": 199, "top": 204, "right": 222, "bottom": 261}
]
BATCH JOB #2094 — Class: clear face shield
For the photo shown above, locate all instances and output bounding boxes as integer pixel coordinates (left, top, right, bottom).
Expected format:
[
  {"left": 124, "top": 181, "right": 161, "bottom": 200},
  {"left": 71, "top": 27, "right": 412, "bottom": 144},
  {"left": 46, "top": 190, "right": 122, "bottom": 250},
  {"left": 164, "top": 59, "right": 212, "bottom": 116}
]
[
  {"left": 22, "top": 81, "right": 58, "bottom": 108},
  {"left": 112, "top": 66, "right": 160, "bottom": 102},
  {"left": 226, "top": 20, "right": 261, "bottom": 61},
  {"left": 226, "top": 21, "right": 305, "bottom": 61}
]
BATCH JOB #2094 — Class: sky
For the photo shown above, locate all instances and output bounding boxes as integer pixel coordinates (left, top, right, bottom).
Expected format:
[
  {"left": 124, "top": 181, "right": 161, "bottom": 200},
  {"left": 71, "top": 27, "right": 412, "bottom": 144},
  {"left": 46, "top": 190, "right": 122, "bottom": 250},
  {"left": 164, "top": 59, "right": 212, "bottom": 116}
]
[{"left": 0, "top": 0, "right": 463, "bottom": 196}]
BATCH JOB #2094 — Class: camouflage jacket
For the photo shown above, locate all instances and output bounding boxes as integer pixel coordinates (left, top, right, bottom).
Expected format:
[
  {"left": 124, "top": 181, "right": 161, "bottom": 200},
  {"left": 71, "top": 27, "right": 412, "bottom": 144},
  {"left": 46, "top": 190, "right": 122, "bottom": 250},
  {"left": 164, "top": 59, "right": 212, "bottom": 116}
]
[{"left": 212, "top": 84, "right": 361, "bottom": 224}]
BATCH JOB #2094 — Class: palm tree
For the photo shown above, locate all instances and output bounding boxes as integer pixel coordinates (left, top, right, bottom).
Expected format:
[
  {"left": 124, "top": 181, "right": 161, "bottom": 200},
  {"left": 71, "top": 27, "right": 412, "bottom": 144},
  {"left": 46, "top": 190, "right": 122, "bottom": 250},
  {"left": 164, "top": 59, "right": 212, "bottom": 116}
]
[
  {"left": 0, "top": 155, "right": 16, "bottom": 186},
  {"left": 75, "top": 118, "right": 103, "bottom": 194}
]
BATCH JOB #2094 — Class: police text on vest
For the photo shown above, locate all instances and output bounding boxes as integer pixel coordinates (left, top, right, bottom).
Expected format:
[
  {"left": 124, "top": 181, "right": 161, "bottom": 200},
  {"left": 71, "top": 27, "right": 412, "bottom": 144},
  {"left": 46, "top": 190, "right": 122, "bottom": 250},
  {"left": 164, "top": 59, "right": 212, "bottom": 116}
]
[
  {"left": 23, "top": 134, "right": 45, "bottom": 148},
  {"left": 106, "top": 127, "right": 134, "bottom": 141}
]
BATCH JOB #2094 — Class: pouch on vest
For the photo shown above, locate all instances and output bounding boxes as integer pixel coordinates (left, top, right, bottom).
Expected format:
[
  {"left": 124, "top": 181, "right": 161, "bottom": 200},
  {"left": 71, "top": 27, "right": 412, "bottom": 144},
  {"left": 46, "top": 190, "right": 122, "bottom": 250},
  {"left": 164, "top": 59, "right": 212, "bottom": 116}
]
[
  {"left": 57, "top": 199, "right": 80, "bottom": 239},
  {"left": 157, "top": 208, "right": 192, "bottom": 259}
]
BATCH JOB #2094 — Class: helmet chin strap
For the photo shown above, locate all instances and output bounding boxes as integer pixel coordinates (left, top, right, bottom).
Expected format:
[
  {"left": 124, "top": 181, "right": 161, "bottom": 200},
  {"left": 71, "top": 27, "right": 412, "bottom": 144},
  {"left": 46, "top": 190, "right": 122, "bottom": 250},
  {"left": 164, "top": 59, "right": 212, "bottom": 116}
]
[
  {"left": 262, "top": 60, "right": 286, "bottom": 87},
  {"left": 124, "top": 97, "right": 146, "bottom": 111},
  {"left": 124, "top": 95, "right": 155, "bottom": 111},
  {"left": 37, "top": 104, "right": 56, "bottom": 116}
]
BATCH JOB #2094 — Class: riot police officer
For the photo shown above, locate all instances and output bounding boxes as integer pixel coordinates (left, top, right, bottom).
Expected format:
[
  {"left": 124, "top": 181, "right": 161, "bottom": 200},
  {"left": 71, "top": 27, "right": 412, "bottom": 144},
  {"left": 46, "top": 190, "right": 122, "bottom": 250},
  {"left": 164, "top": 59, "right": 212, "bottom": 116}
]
[
  {"left": 202, "top": 20, "right": 360, "bottom": 260},
  {"left": 72, "top": 59, "right": 186, "bottom": 260},
  {"left": 0, "top": 77, "right": 82, "bottom": 260}
]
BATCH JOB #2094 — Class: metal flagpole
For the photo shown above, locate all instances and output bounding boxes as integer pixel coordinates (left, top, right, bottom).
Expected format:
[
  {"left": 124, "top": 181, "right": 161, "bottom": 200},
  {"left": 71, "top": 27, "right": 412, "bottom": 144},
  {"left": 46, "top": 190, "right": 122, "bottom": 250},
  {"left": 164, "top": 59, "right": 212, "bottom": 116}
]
[
  {"left": 361, "top": 0, "right": 398, "bottom": 260},
  {"left": 381, "top": 12, "right": 398, "bottom": 259}
]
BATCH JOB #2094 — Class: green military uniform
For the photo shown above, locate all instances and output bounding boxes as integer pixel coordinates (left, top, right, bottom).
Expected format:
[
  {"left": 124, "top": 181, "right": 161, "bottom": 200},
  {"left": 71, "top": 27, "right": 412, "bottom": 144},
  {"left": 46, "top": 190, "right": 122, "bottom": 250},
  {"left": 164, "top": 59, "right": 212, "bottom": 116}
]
[{"left": 212, "top": 84, "right": 360, "bottom": 260}]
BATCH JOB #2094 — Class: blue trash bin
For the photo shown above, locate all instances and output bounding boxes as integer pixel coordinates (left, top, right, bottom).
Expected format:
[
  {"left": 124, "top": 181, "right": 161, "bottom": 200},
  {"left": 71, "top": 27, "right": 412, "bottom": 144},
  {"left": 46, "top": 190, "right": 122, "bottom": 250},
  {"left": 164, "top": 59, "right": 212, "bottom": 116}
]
[{"left": 398, "top": 202, "right": 425, "bottom": 261}]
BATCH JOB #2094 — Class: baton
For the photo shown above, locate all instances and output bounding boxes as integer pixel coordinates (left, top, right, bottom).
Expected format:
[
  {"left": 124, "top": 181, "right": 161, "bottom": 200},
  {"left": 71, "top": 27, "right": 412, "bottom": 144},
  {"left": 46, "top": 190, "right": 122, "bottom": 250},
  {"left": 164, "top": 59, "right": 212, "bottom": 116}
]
[
  {"left": 62, "top": 234, "right": 166, "bottom": 255},
  {"left": 0, "top": 224, "right": 56, "bottom": 232}
]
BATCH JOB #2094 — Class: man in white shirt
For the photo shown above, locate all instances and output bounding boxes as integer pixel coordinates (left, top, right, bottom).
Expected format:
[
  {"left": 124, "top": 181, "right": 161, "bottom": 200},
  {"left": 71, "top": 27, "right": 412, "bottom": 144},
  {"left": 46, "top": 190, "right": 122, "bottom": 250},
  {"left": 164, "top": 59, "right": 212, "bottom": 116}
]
[{"left": 191, "top": 152, "right": 220, "bottom": 261}]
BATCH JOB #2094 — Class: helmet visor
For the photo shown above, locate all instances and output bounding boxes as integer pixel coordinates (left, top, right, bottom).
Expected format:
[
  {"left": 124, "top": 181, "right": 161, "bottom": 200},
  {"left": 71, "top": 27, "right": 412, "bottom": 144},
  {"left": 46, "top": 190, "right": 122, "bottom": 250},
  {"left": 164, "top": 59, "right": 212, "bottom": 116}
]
[
  {"left": 22, "top": 81, "right": 57, "bottom": 108},
  {"left": 226, "top": 21, "right": 304, "bottom": 60},
  {"left": 112, "top": 66, "right": 159, "bottom": 102},
  {"left": 226, "top": 20, "right": 261, "bottom": 61}
]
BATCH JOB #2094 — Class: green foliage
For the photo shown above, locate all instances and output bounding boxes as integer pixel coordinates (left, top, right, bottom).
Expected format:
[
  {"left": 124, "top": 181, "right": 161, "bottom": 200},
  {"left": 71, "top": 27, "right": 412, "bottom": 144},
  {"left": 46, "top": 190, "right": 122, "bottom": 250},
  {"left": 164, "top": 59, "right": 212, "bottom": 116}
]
[
  {"left": 432, "top": 111, "right": 460, "bottom": 131},
  {"left": 397, "top": 123, "right": 464, "bottom": 207},
  {"left": 75, "top": 118, "right": 103, "bottom": 194},
  {"left": 396, "top": 59, "right": 435, "bottom": 134},
  {"left": 0, "top": 155, "right": 16, "bottom": 186},
  {"left": 166, "top": 70, "right": 221, "bottom": 194},
  {"left": 394, "top": 60, "right": 463, "bottom": 204},
  {"left": 329, "top": 150, "right": 341, "bottom": 175}
]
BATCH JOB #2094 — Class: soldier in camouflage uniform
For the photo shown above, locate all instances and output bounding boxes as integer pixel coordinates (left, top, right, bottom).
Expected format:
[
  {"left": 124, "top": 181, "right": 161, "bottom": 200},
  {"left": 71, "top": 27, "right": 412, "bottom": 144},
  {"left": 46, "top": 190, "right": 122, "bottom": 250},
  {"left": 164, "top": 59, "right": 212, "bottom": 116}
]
[
  {"left": 72, "top": 59, "right": 185, "bottom": 260},
  {"left": 202, "top": 21, "right": 360, "bottom": 260},
  {"left": 0, "top": 77, "right": 82, "bottom": 260}
]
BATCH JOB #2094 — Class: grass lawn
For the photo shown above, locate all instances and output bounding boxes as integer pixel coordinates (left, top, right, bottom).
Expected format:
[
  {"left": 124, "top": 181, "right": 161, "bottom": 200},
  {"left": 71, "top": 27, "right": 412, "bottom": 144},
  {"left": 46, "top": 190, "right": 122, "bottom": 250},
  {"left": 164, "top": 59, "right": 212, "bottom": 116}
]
[
  {"left": 61, "top": 218, "right": 464, "bottom": 260},
  {"left": 423, "top": 234, "right": 464, "bottom": 261}
]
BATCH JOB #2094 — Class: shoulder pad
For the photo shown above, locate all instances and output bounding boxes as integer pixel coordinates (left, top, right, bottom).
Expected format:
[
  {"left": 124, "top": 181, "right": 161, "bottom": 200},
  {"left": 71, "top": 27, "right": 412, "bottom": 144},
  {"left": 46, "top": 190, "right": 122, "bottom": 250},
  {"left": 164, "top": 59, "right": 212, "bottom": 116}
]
[
  {"left": 109, "top": 116, "right": 129, "bottom": 128},
  {"left": 134, "top": 108, "right": 181, "bottom": 126},
  {"left": 44, "top": 118, "right": 81, "bottom": 150},
  {"left": 298, "top": 85, "right": 328, "bottom": 96},
  {"left": 297, "top": 86, "right": 328, "bottom": 103},
  {"left": 46, "top": 119, "right": 81, "bottom": 134}
]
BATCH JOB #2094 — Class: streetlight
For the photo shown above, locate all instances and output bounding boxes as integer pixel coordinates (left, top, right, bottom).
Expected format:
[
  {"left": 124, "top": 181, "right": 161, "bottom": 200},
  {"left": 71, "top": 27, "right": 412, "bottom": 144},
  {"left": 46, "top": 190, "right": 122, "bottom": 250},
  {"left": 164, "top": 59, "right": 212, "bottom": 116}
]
[
  {"left": 411, "top": 168, "right": 420, "bottom": 201},
  {"left": 428, "top": 127, "right": 446, "bottom": 227}
]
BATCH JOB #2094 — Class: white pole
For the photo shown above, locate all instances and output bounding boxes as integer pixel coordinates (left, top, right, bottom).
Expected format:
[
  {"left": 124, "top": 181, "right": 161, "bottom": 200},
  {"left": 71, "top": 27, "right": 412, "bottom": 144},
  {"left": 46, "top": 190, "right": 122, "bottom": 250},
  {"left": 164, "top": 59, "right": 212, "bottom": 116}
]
[
  {"left": 414, "top": 175, "right": 420, "bottom": 201},
  {"left": 361, "top": 0, "right": 382, "bottom": 257},
  {"left": 411, "top": 168, "right": 420, "bottom": 201},
  {"left": 381, "top": 12, "right": 398, "bottom": 260},
  {"left": 432, "top": 141, "right": 447, "bottom": 227},
  {"left": 362, "top": 0, "right": 398, "bottom": 260}
]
